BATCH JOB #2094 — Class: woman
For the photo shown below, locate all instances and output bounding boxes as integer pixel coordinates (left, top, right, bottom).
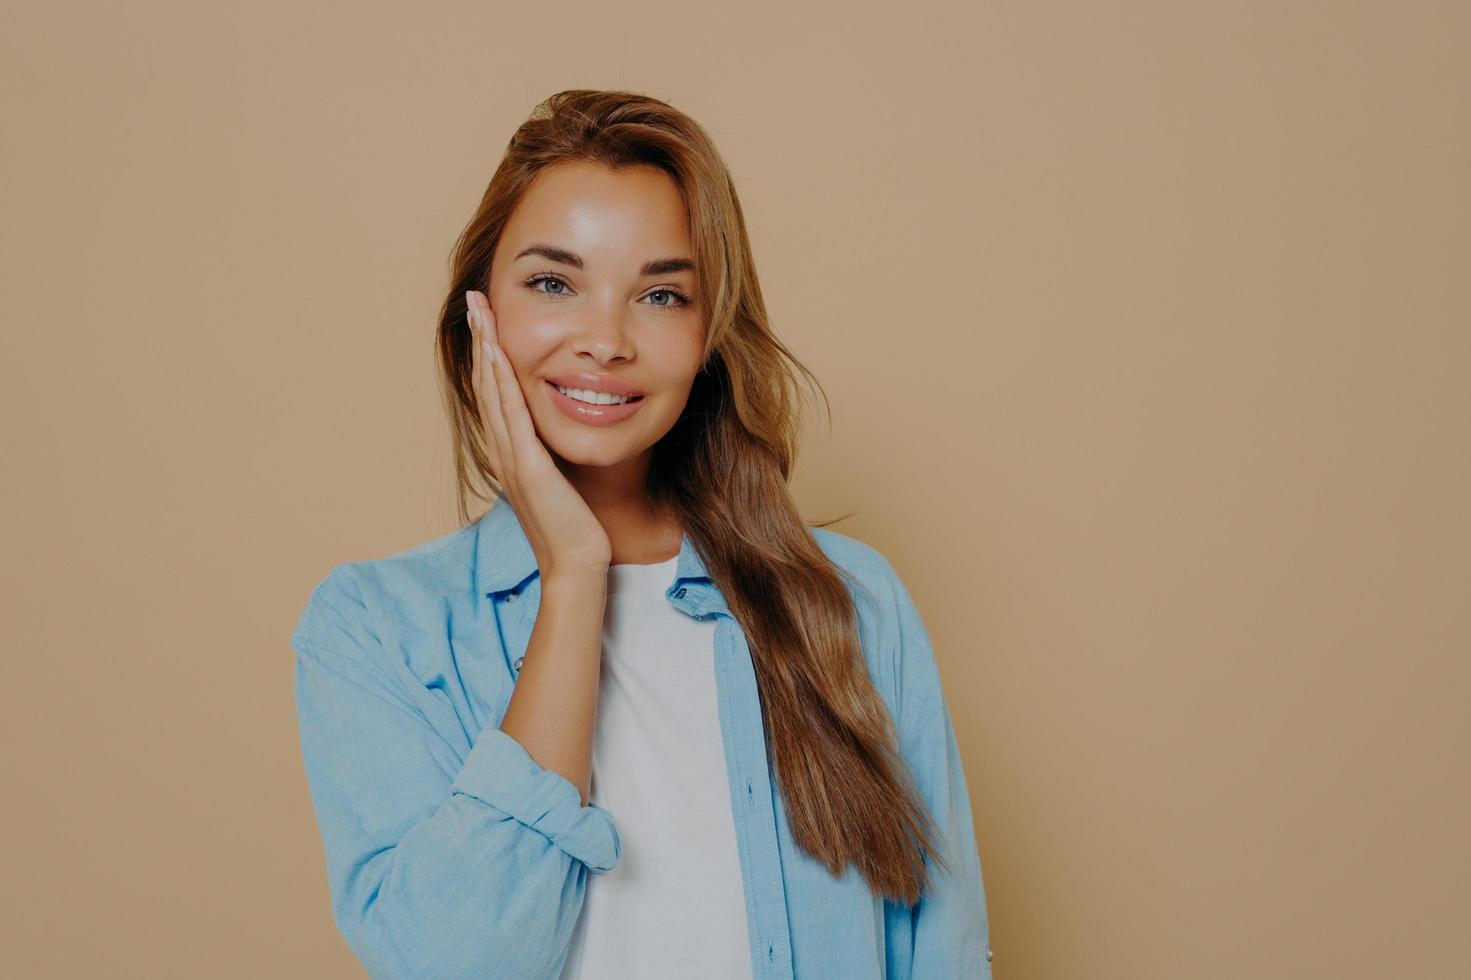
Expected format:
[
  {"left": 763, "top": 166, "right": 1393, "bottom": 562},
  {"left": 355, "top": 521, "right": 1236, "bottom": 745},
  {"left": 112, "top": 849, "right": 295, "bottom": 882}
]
[{"left": 293, "top": 88, "right": 994, "bottom": 980}]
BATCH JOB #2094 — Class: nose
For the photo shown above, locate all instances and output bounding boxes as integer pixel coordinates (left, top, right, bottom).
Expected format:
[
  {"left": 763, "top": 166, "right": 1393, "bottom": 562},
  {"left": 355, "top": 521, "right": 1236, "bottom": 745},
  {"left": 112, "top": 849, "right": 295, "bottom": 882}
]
[{"left": 569, "top": 296, "right": 634, "bottom": 364}]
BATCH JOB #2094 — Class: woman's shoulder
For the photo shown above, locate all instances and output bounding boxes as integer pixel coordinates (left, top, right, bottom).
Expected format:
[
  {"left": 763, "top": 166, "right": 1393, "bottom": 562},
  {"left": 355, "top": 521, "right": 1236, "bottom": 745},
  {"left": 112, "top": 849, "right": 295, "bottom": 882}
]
[
  {"left": 291, "top": 521, "right": 481, "bottom": 659},
  {"left": 809, "top": 524, "right": 934, "bottom": 701},
  {"left": 809, "top": 523, "right": 955, "bottom": 725},
  {"left": 811, "top": 523, "right": 887, "bottom": 570},
  {"left": 810, "top": 524, "right": 909, "bottom": 608}
]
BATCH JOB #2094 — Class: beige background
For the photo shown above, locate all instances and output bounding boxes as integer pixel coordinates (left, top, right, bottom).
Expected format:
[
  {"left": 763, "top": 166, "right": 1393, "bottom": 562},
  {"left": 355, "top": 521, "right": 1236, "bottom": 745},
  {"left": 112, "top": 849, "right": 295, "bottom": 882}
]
[{"left": 3, "top": 2, "right": 1466, "bottom": 978}]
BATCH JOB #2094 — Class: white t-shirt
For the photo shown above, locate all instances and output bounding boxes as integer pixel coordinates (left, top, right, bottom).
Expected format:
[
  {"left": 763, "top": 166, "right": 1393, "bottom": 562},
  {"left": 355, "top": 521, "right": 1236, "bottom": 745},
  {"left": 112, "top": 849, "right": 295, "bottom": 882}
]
[{"left": 557, "top": 555, "right": 755, "bottom": 980}]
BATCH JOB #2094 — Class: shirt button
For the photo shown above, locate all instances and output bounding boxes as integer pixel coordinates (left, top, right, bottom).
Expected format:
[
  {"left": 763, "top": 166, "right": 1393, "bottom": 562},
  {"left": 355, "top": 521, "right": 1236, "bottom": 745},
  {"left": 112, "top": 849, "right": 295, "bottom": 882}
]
[
  {"left": 674, "top": 587, "right": 687, "bottom": 598},
  {"left": 985, "top": 944, "right": 993, "bottom": 962},
  {"left": 513, "top": 656, "right": 524, "bottom": 671},
  {"left": 505, "top": 591, "right": 517, "bottom": 603}
]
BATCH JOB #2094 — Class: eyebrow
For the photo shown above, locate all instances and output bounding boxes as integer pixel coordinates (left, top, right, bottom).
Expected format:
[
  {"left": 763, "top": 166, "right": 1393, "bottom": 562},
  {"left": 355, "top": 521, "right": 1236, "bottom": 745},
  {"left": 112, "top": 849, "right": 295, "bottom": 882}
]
[{"left": 512, "top": 244, "right": 693, "bottom": 277}]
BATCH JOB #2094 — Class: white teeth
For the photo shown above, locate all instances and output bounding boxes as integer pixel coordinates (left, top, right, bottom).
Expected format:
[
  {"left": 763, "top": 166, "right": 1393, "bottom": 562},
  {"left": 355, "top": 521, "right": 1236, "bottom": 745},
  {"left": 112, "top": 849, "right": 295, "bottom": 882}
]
[{"left": 553, "top": 383, "right": 636, "bottom": 405}]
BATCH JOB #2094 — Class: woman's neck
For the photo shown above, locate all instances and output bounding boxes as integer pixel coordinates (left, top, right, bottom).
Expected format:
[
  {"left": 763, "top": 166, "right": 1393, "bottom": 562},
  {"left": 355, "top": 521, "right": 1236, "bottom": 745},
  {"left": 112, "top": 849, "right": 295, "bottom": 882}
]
[{"left": 553, "top": 449, "right": 680, "bottom": 564}]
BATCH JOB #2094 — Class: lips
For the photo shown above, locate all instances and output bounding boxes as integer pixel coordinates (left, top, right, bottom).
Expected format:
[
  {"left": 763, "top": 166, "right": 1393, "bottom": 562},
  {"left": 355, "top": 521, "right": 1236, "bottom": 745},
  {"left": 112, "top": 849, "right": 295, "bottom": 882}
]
[
  {"left": 544, "top": 371, "right": 644, "bottom": 398},
  {"left": 546, "top": 378, "right": 646, "bottom": 426},
  {"left": 546, "top": 381, "right": 645, "bottom": 404}
]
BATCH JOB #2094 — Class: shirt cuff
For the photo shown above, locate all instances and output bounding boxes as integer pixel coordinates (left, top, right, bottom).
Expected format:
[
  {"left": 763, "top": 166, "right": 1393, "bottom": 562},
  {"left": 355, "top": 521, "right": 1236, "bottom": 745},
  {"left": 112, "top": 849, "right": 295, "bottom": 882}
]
[{"left": 449, "top": 726, "right": 622, "bottom": 872}]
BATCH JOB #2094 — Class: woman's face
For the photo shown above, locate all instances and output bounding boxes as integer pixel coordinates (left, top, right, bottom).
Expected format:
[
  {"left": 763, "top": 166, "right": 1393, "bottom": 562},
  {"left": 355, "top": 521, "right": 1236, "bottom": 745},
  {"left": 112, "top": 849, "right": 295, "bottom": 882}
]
[{"left": 486, "top": 159, "right": 706, "bottom": 471}]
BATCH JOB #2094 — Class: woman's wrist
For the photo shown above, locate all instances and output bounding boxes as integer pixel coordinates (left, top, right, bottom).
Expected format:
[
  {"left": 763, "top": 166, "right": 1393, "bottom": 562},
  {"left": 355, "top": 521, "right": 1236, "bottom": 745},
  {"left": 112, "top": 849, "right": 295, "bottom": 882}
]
[{"left": 540, "top": 565, "right": 610, "bottom": 600}]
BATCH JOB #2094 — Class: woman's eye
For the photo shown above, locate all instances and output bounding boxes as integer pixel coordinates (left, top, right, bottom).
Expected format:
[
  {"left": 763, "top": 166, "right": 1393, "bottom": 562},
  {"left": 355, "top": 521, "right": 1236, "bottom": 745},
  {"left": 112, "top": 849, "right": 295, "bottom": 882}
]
[
  {"left": 525, "top": 273, "right": 570, "bottom": 296},
  {"left": 644, "top": 288, "right": 692, "bottom": 309}
]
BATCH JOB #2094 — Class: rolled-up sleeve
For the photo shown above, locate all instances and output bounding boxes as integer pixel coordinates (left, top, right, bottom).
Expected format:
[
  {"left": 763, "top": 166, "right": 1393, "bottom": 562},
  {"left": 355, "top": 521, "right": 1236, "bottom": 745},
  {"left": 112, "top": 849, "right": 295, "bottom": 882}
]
[
  {"left": 447, "top": 727, "right": 620, "bottom": 871},
  {"left": 882, "top": 559, "right": 995, "bottom": 979},
  {"left": 292, "top": 567, "right": 620, "bottom": 980}
]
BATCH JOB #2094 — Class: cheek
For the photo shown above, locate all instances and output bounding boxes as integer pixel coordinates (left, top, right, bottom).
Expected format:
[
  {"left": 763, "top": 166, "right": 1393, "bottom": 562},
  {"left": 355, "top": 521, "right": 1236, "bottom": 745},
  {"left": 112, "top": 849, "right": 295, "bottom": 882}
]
[
  {"left": 486, "top": 283, "right": 540, "bottom": 338},
  {"left": 670, "top": 344, "right": 707, "bottom": 394},
  {"left": 484, "top": 307, "right": 549, "bottom": 371},
  {"left": 650, "top": 367, "right": 703, "bottom": 416},
  {"left": 495, "top": 311, "right": 567, "bottom": 360}
]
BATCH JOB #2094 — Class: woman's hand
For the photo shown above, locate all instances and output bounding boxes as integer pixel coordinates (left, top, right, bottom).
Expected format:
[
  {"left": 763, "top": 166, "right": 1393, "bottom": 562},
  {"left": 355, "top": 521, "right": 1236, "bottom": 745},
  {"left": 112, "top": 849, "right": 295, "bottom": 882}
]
[{"left": 466, "top": 290, "right": 613, "bottom": 579}]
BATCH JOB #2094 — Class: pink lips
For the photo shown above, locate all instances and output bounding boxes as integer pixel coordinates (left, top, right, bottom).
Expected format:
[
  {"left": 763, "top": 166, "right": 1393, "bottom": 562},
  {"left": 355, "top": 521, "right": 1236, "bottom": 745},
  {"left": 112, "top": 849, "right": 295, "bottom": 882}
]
[
  {"left": 545, "top": 371, "right": 644, "bottom": 398},
  {"left": 545, "top": 379, "right": 646, "bottom": 426}
]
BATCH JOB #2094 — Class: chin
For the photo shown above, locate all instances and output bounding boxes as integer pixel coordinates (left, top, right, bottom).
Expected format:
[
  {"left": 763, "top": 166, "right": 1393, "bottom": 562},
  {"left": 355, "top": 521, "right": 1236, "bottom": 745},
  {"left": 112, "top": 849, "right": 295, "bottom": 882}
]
[{"left": 540, "top": 427, "right": 646, "bottom": 468}]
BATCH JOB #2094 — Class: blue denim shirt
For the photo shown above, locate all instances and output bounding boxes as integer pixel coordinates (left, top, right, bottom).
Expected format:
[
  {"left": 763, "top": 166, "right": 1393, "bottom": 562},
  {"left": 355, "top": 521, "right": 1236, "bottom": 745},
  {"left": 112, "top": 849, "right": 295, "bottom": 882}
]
[{"left": 292, "top": 494, "right": 994, "bottom": 979}]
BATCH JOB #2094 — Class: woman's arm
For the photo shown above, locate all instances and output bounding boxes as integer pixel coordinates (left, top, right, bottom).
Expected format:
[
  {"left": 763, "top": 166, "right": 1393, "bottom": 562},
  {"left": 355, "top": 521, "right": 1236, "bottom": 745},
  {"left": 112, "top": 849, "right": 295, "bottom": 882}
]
[
  {"left": 901, "top": 677, "right": 995, "bottom": 978},
  {"left": 883, "top": 558, "right": 996, "bottom": 979},
  {"left": 498, "top": 568, "right": 609, "bottom": 806},
  {"left": 293, "top": 564, "right": 615, "bottom": 980}
]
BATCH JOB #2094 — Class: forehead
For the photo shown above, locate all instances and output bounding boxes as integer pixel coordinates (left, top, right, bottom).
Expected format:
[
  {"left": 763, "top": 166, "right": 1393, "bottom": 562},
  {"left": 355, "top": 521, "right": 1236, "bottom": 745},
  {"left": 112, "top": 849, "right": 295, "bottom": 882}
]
[{"left": 500, "top": 160, "right": 691, "bottom": 266}]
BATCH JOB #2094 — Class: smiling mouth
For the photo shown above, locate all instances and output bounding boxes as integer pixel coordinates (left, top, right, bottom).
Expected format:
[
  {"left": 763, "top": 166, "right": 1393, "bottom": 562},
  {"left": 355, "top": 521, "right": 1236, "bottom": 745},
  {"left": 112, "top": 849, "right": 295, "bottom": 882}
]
[{"left": 546, "top": 380, "right": 645, "bottom": 405}]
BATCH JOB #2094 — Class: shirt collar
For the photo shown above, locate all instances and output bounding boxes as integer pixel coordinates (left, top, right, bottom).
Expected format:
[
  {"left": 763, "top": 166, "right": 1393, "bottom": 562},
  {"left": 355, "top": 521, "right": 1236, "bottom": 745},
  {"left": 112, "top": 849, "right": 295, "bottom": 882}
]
[{"left": 474, "top": 494, "right": 713, "bottom": 596}]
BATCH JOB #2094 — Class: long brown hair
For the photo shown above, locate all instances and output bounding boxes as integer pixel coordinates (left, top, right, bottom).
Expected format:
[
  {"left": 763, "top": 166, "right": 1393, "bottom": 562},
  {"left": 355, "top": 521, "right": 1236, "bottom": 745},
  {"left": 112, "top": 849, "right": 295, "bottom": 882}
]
[{"left": 434, "top": 89, "right": 949, "bottom": 905}]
